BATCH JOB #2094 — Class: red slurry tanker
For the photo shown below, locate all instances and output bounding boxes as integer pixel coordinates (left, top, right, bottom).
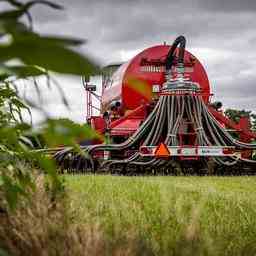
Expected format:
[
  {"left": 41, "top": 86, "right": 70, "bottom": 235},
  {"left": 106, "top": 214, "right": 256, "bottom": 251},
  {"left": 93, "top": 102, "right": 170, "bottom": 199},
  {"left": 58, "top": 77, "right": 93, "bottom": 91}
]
[{"left": 55, "top": 36, "right": 256, "bottom": 174}]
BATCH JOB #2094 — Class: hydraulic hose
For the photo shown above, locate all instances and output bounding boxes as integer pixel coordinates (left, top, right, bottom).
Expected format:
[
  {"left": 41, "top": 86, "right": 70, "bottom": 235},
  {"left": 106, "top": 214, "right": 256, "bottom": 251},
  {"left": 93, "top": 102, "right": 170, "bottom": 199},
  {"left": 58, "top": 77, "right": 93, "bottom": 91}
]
[{"left": 165, "top": 35, "right": 186, "bottom": 71}]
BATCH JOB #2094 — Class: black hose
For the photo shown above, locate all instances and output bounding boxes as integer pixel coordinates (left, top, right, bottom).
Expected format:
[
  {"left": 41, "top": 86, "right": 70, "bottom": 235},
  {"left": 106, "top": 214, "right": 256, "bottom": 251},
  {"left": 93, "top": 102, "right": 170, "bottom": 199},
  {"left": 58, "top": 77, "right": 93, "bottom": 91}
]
[{"left": 165, "top": 35, "right": 186, "bottom": 71}]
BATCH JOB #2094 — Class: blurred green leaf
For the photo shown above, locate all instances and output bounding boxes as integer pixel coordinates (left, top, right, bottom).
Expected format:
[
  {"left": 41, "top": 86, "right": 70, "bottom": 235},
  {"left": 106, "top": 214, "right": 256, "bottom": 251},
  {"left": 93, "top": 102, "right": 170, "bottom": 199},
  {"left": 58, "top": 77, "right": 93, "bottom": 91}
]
[
  {"left": 11, "top": 98, "right": 27, "bottom": 109},
  {"left": 0, "top": 65, "right": 46, "bottom": 80},
  {"left": 0, "top": 20, "right": 30, "bottom": 35},
  {"left": 16, "top": 121, "right": 31, "bottom": 129},
  {"left": 0, "top": 175, "right": 3, "bottom": 187},
  {"left": 36, "top": 154, "right": 56, "bottom": 175},
  {"left": 0, "top": 247, "right": 10, "bottom": 256},
  {"left": 19, "top": 135, "right": 34, "bottom": 148},
  {"left": 16, "top": 170, "right": 35, "bottom": 190},
  {"left": 0, "top": 86, "right": 16, "bottom": 98},
  {"left": 0, "top": 35, "right": 99, "bottom": 75},
  {"left": 0, "top": 9, "right": 25, "bottom": 20},
  {"left": 2, "top": 174, "right": 26, "bottom": 210},
  {"left": 42, "top": 119, "right": 102, "bottom": 148},
  {"left": 0, "top": 20, "right": 99, "bottom": 76},
  {"left": 0, "top": 73, "right": 9, "bottom": 81},
  {"left": 2, "top": 21, "right": 83, "bottom": 44},
  {"left": 8, "top": 65, "right": 46, "bottom": 77}
]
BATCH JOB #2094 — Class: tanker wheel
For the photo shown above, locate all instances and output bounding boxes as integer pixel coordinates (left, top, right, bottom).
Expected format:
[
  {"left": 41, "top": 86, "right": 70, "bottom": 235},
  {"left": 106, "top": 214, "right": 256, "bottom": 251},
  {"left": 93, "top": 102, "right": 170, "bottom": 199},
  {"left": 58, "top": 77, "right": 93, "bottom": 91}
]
[
  {"left": 125, "top": 164, "right": 139, "bottom": 176},
  {"left": 106, "top": 163, "right": 129, "bottom": 175},
  {"left": 170, "top": 161, "right": 183, "bottom": 175}
]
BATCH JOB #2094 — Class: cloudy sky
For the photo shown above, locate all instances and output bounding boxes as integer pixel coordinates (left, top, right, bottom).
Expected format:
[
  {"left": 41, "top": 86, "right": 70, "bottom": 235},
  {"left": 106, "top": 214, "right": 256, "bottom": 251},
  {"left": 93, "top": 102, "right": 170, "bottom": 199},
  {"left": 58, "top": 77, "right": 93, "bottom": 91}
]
[{"left": 3, "top": 0, "right": 256, "bottom": 124}]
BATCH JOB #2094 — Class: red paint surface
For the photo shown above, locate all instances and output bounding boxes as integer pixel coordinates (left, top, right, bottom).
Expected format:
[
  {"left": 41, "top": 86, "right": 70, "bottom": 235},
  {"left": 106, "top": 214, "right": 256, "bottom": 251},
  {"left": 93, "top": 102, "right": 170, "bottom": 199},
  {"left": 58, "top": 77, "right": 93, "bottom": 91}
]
[
  {"left": 96, "top": 44, "right": 256, "bottom": 151},
  {"left": 102, "top": 45, "right": 210, "bottom": 111},
  {"left": 110, "top": 119, "right": 144, "bottom": 136}
]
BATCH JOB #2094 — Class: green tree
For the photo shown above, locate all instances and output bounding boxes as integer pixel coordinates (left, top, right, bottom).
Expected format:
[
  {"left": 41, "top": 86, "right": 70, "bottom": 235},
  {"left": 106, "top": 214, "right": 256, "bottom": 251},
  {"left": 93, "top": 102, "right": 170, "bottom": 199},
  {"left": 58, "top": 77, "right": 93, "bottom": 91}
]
[{"left": 224, "top": 108, "right": 256, "bottom": 131}]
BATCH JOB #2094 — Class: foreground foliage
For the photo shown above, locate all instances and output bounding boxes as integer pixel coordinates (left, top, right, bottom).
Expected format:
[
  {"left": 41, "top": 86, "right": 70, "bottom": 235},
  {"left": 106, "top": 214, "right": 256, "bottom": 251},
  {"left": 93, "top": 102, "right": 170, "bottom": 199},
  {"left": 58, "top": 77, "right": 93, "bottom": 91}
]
[
  {"left": 0, "top": 176, "right": 104, "bottom": 256},
  {"left": 0, "top": 0, "right": 99, "bottom": 211},
  {"left": 0, "top": 175, "right": 151, "bottom": 256}
]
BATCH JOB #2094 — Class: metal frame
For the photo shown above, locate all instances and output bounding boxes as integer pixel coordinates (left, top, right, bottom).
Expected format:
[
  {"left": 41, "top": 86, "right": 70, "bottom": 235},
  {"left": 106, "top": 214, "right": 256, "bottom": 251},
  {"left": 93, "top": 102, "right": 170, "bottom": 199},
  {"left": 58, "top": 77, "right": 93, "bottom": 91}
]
[
  {"left": 139, "top": 145, "right": 237, "bottom": 157},
  {"left": 82, "top": 77, "right": 101, "bottom": 120}
]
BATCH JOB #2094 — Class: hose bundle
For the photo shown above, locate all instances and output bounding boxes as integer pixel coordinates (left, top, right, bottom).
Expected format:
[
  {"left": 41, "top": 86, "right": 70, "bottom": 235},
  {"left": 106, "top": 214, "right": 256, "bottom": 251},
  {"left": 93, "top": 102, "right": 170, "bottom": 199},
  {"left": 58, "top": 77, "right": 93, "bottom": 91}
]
[{"left": 54, "top": 93, "right": 256, "bottom": 173}]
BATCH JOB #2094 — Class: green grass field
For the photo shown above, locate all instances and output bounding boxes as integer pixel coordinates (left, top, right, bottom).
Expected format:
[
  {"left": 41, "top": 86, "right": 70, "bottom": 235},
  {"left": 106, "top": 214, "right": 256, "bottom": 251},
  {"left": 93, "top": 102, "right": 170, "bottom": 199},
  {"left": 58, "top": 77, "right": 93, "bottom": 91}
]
[{"left": 66, "top": 175, "right": 256, "bottom": 256}]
